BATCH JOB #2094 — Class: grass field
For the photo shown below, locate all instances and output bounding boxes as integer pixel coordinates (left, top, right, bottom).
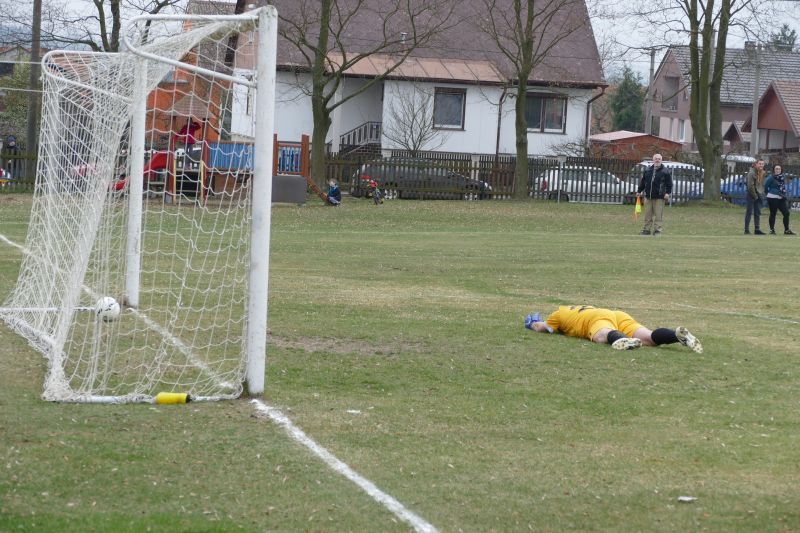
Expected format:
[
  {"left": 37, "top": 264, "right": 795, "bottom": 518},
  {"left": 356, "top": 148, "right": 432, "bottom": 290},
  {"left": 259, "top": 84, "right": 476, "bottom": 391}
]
[{"left": 2, "top": 193, "right": 799, "bottom": 531}]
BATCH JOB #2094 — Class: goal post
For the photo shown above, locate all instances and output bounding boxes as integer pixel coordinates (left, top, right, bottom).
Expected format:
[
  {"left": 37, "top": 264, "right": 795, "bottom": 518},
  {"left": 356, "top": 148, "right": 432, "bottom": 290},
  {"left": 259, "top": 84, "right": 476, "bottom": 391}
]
[{"left": 0, "top": 7, "right": 278, "bottom": 403}]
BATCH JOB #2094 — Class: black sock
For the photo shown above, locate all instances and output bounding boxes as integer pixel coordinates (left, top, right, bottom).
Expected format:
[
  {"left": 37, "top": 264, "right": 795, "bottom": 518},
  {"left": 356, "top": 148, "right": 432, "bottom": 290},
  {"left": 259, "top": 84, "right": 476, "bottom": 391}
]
[
  {"left": 652, "top": 328, "right": 678, "bottom": 345},
  {"left": 606, "top": 330, "right": 627, "bottom": 345}
]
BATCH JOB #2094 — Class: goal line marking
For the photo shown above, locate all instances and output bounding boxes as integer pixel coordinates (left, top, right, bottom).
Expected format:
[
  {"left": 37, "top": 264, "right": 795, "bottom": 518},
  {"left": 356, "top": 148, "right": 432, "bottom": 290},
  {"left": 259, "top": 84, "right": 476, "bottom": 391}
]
[
  {"left": 0, "top": 232, "right": 437, "bottom": 531},
  {"left": 252, "top": 400, "right": 437, "bottom": 533}
]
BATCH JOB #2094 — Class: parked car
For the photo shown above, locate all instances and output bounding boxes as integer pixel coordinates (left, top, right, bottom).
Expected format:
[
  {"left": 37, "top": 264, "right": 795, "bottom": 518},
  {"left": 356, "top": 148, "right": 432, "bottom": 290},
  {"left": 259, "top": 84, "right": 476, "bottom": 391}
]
[
  {"left": 532, "top": 166, "right": 632, "bottom": 204},
  {"left": 350, "top": 158, "right": 491, "bottom": 200},
  {"left": 719, "top": 173, "right": 800, "bottom": 208},
  {"left": 633, "top": 160, "right": 704, "bottom": 202}
]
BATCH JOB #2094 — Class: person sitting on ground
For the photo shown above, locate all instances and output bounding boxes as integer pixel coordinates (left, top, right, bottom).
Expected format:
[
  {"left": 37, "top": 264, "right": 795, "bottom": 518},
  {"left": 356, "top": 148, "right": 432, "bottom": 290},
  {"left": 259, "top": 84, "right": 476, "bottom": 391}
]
[
  {"left": 524, "top": 304, "right": 703, "bottom": 353},
  {"left": 327, "top": 179, "right": 341, "bottom": 206}
]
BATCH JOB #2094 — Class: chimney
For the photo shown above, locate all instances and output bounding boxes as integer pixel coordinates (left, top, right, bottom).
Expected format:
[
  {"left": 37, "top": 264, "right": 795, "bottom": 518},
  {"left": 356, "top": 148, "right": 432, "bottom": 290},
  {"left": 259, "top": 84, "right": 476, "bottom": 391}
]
[{"left": 744, "top": 41, "right": 756, "bottom": 50}]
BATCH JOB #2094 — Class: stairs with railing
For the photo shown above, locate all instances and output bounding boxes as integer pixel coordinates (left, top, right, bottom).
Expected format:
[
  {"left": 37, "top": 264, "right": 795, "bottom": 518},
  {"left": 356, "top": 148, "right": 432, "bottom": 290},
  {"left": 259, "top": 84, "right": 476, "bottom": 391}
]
[{"left": 338, "top": 121, "right": 381, "bottom": 156}]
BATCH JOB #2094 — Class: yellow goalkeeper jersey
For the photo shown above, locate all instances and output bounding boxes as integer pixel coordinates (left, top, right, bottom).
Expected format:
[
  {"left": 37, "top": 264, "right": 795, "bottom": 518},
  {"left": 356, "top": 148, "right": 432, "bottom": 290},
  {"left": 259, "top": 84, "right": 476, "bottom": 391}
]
[{"left": 545, "top": 305, "right": 616, "bottom": 339}]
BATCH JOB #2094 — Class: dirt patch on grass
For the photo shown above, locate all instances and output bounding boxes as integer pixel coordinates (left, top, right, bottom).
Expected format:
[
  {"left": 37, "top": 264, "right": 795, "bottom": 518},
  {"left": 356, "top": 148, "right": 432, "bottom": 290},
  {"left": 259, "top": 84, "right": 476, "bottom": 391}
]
[
  {"left": 268, "top": 334, "right": 423, "bottom": 356},
  {"left": 0, "top": 195, "right": 26, "bottom": 206}
]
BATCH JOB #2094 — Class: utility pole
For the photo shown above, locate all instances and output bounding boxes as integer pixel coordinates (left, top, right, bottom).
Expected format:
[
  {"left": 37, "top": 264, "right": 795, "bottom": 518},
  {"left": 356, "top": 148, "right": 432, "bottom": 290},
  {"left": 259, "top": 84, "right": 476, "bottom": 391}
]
[
  {"left": 26, "top": 0, "right": 42, "bottom": 173},
  {"left": 750, "top": 43, "right": 761, "bottom": 156},
  {"left": 644, "top": 48, "right": 656, "bottom": 134}
]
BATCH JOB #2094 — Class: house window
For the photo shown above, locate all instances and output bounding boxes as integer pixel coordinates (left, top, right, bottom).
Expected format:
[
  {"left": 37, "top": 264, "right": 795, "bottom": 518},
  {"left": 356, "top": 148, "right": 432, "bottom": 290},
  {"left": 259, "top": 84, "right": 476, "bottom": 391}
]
[
  {"left": 525, "top": 93, "right": 567, "bottom": 133},
  {"left": 662, "top": 76, "right": 679, "bottom": 111},
  {"left": 433, "top": 88, "right": 466, "bottom": 129},
  {"left": 678, "top": 119, "right": 685, "bottom": 142}
]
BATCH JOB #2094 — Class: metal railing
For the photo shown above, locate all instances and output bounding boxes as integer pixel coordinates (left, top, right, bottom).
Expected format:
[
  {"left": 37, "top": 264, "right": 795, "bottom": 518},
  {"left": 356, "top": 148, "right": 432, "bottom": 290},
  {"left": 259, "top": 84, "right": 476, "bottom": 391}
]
[{"left": 339, "top": 122, "right": 381, "bottom": 149}]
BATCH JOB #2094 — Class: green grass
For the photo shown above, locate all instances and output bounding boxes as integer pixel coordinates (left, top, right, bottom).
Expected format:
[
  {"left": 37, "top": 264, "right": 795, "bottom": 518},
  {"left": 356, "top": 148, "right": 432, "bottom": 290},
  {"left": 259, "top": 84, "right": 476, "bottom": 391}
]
[{"left": 2, "top": 193, "right": 800, "bottom": 531}]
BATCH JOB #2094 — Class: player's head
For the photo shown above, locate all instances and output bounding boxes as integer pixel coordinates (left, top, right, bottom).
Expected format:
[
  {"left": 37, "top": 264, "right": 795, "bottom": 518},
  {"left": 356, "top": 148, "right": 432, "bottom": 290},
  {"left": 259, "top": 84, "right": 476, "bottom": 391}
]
[{"left": 524, "top": 312, "right": 544, "bottom": 330}]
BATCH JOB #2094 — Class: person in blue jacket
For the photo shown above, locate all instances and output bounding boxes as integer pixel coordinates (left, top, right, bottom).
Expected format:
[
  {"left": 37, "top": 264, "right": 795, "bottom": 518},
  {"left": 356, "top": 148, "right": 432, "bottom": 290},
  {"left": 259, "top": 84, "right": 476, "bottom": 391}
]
[
  {"left": 327, "top": 179, "right": 341, "bottom": 206},
  {"left": 763, "top": 165, "right": 795, "bottom": 235}
]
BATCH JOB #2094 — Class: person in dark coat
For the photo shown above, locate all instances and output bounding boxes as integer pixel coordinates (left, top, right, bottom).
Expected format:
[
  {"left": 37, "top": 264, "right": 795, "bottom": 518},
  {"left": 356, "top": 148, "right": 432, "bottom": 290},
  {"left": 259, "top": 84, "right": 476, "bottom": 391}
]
[
  {"left": 763, "top": 165, "right": 795, "bottom": 235},
  {"left": 637, "top": 153, "right": 673, "bottom": 236}
]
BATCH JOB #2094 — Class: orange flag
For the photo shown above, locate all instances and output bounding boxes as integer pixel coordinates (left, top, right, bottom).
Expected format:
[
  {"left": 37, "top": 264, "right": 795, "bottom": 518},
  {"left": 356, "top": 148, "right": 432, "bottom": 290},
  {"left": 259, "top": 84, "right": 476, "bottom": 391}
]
[{"left": 634, "top": 196, "right": 642, "bottom": 220}]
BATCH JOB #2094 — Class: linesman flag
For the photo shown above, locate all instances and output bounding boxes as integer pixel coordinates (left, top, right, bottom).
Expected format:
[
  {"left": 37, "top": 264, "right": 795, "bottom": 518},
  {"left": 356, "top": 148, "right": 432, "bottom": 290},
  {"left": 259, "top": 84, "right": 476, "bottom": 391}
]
[{"left": 633, "top": 196, "right": 642, "bottom": 220}]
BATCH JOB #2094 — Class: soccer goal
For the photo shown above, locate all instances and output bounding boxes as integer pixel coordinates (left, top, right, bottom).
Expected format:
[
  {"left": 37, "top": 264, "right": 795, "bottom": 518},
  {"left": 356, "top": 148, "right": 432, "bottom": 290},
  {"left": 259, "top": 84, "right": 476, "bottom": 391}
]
[{"left": 0, "top": 7, "right": 278, "bottom": 403}]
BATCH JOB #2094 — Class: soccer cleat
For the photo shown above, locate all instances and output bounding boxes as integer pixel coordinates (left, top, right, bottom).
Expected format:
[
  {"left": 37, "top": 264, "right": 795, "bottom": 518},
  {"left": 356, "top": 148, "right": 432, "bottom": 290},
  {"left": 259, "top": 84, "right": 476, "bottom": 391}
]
[
  {"left": 640, "top": 230, "right": 651, "bottom": 236},
  {"left": 770, "top": 229, "right": 777, "bottom": 235},
  {"left": 785, "top": 229, "right": 796, "bottom": 235},
  {"left": 525, "top": 313, "right": 542, "bottom": 330},
  {"left": 675, "top": 326, "right": 703, "bottom": 354},
  {"left": 611, "top": 337, "right": 642, "bottom": 350},
  {"left": 744, "top": 229, "right": 751, "bottom": 234},
  {"left": 653, "top": 230, "right": 662, "bottom": 236},
  {"left": 754, "top": 229, "right": 766, "bottom": 235}
]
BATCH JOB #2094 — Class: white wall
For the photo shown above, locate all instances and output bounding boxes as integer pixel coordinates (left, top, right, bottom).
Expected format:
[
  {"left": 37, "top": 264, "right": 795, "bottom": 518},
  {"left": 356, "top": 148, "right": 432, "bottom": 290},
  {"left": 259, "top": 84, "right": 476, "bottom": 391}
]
[
  {"left": 231, "top": 70, "right": 596, "bottom": 154},
  {"left": 231, "top": 70, "right": 316, "bottom": 142},
  {"left": 760, "top": 129, "right": 799, "bottom": 151},
  {"left": 382, "top": 81, "right": 595, "bottom": 156},
  {"left": 334, "top": 78, "right": 383, "bottom": 144}
]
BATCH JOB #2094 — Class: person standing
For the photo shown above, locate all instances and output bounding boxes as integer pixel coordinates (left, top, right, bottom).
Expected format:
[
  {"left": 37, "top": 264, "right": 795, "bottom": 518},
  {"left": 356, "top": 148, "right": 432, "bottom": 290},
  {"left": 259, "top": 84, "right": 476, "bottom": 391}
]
[
  {"left": 764, "top": 165, "right": 795, "bottom": 235},
  {"left": 744, "top": 159, "right": 766, "bottom": 235},
  {"left": 637, "top": 153, "right": 673, "bottom": 236}
]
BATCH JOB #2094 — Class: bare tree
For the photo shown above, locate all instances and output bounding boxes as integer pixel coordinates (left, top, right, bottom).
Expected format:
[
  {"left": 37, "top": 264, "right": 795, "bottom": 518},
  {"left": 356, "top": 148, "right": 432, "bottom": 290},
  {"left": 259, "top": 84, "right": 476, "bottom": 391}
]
[
  {"left": 381, "top": 83, "right": 450, "bottom": 156},
  {"left": 0, "top": 0, "right": 183, "bottom": 52},
  {"left": 274, "top": 0, "right": 456, "bottom": 184},
  {"left": 628, "top": 0, "right": 774, "bottom": 200},
  {"left": 475, "top": 0, "right": 593, "bottom": 199}
]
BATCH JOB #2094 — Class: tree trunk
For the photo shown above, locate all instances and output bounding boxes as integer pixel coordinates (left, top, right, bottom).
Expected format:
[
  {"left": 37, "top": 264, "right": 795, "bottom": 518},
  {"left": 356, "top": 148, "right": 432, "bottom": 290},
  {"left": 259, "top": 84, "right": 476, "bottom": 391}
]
[
  {"left": 513, "top": 83, "right": 529, "bottom": 199},
  {"left": 309, "top": 92, "right": 332, "bottom": 189}
]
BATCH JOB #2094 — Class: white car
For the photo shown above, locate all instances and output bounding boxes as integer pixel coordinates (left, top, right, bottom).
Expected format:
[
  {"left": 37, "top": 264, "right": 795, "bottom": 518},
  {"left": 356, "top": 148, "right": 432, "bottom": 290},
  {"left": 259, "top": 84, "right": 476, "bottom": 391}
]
[{"left": 535, "top": 166, "right": 631, "bottom": 204}]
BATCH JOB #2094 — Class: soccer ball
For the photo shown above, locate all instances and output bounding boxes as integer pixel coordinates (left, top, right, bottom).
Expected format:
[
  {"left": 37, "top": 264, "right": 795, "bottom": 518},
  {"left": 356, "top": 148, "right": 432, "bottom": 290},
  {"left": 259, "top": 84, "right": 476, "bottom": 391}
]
[{"left": 95, "top": 296, "right": 121, "bottom": 322}]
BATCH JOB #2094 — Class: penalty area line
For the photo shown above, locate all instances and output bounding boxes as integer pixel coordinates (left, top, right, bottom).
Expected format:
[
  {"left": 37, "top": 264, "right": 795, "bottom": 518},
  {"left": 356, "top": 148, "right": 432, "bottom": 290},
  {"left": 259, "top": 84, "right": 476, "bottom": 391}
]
[{"left": 251, "top": 400, "right": 438, "bottom": 533}]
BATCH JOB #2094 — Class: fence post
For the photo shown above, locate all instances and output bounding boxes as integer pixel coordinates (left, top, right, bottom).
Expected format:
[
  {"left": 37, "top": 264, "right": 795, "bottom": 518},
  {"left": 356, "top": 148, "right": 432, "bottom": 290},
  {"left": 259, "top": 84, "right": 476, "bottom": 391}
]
[
  {"left": 272, "top": 133, "right": 278, "bottom": 176},
  {"left": 300, "top": 134, "right": 310, "bottom": 179}
]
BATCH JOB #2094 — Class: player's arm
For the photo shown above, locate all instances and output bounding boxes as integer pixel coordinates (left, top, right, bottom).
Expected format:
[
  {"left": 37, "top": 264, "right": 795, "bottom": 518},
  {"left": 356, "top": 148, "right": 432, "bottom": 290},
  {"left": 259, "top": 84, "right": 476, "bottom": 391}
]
[{"left": 531, "top": 322, "right": 554, "bottom": 333}]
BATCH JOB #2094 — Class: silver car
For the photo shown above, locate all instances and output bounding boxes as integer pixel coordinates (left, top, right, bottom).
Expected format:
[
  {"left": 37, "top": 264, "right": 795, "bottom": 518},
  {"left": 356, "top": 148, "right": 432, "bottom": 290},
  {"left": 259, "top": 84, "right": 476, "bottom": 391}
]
[{"left": 534, "top": 166, "right": 630, "bottom": 204}]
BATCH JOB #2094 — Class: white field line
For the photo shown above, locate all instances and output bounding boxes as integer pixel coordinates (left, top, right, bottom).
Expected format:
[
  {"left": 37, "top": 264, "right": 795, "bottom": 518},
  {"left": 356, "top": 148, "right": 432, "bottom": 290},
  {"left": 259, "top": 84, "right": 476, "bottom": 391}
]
[
  {"left": 251, "top": 400, "right": 438, "bottom": 533},
  {"left": 675, "top": 303, "right": 800, "bottom": 325},
  {"left": 1, "top": 232, "right": 437, "bottom": 532}
]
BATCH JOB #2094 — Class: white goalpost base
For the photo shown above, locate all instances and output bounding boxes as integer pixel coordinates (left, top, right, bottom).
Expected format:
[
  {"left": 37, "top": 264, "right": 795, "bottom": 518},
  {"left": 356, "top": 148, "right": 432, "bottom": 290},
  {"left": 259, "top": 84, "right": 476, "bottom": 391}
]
[{"left": 0, "top": 7, "right": 277, "bottom": 403}]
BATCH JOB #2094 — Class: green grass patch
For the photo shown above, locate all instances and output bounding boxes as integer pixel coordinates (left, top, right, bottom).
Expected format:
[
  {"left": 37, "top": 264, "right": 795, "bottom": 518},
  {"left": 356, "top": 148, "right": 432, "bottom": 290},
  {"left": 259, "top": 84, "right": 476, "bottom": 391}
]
[{"left": 2, "top": 194, "right": 799, "bottom": 530}]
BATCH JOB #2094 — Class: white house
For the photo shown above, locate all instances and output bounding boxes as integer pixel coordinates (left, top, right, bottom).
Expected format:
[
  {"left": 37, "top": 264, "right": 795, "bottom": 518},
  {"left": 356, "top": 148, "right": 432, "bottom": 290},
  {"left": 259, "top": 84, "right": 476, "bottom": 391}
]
[{"left": 197, "top": 0, "right": 606, "bottom": 157}]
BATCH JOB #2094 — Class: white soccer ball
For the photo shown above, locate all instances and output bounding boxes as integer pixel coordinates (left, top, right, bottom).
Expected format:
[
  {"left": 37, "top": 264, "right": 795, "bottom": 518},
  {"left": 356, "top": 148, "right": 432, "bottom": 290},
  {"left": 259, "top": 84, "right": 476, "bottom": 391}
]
[{"left": 95, "top": 296, "right": 121, "bottom": 322}]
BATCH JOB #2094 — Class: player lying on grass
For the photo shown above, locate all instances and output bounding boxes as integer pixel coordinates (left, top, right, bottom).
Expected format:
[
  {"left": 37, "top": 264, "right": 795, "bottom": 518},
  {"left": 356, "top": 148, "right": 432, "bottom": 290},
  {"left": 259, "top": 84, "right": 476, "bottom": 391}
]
[{"left": 525, "top": 305, "right": 703, "bottom": 353}]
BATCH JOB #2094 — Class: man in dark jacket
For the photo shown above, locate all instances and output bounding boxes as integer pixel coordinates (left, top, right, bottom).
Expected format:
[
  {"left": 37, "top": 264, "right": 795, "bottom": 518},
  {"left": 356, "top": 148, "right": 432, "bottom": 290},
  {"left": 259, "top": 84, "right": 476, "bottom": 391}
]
[{"left": 637, "top": 153, "right": 672, "bottom": 236}]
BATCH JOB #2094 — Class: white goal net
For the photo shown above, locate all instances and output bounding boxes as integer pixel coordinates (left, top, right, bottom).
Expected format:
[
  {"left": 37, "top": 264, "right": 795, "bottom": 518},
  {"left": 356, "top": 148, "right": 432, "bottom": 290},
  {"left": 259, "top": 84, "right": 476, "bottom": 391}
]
[{"left": 0, "top": 8, "right": 277, "bottom": 403}]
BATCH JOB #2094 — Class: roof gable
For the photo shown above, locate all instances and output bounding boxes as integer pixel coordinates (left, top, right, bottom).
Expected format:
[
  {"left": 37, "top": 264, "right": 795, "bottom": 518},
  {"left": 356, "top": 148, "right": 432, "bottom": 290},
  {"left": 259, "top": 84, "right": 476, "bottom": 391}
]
[
  {"left": 668, "top": 45, "right": 800, "bottom": 106},
  {"left": 188, "top": 0, "right": 605, "bottom": 87}
]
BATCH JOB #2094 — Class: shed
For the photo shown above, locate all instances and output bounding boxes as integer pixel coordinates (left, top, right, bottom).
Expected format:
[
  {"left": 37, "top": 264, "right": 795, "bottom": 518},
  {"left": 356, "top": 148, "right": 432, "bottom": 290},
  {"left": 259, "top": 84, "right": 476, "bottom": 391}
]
[{"left": 589, "top": 130, "right": 682, "bottom": 160}]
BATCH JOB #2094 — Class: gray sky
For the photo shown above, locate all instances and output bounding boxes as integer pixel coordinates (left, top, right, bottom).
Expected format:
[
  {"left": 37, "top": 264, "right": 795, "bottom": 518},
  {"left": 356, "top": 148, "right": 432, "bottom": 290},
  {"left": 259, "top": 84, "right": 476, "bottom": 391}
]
[{"left": 589, "top": 0, "right": 800, "bottom": 83}]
